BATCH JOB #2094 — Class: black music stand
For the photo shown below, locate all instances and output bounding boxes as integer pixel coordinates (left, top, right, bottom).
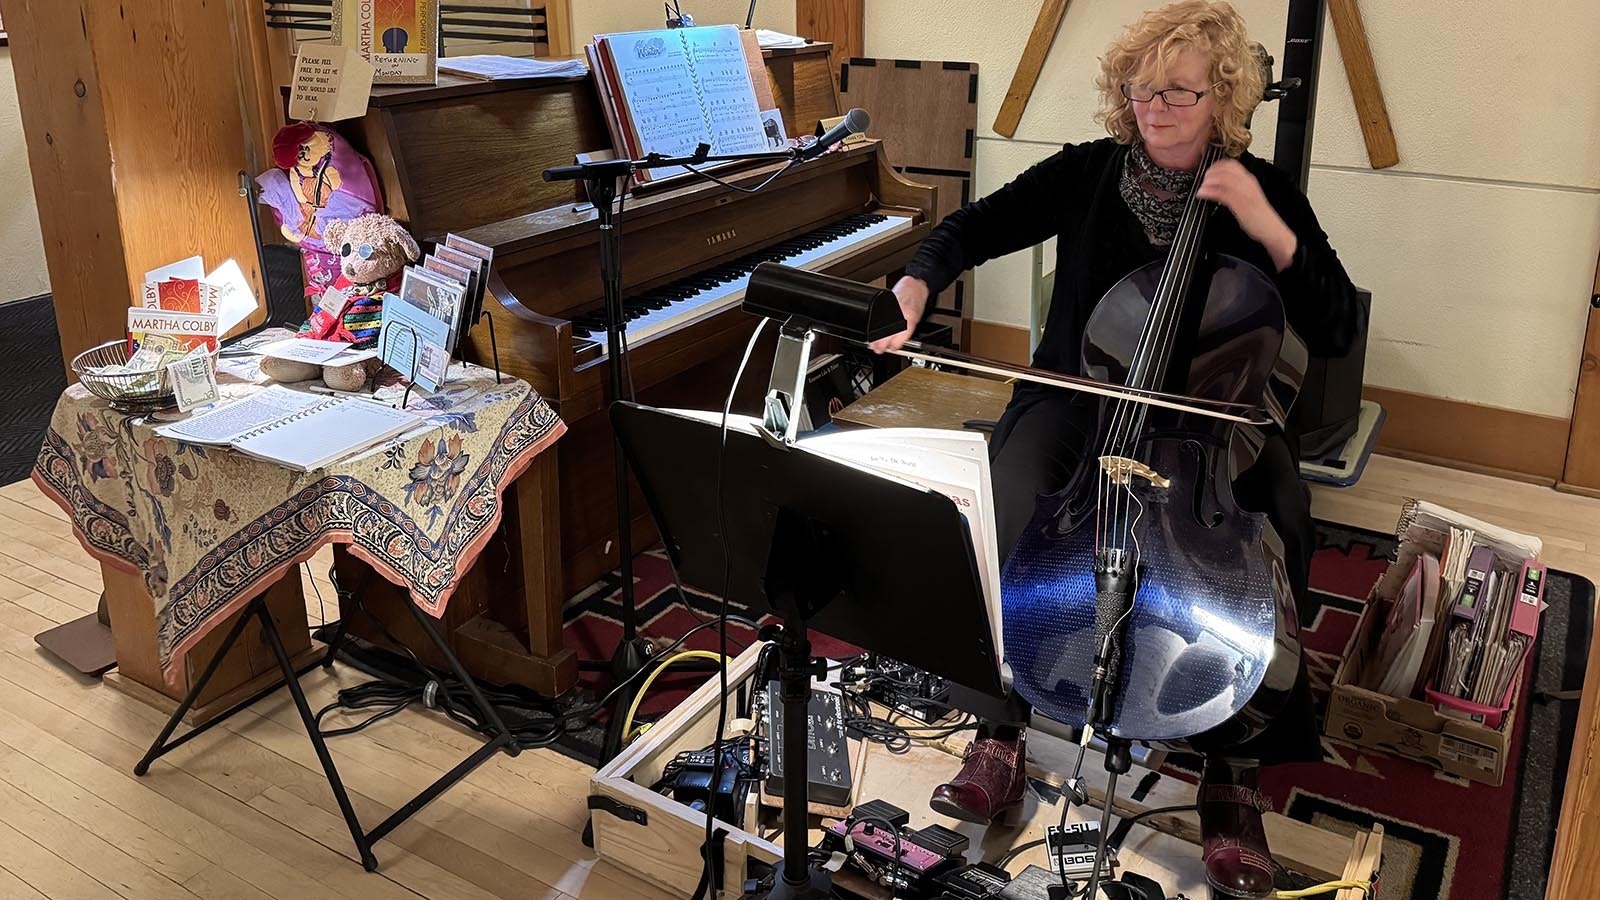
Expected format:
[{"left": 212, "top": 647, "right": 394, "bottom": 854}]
[{"left": 611, "top": 401, "right": 1004, "bottom": 899}]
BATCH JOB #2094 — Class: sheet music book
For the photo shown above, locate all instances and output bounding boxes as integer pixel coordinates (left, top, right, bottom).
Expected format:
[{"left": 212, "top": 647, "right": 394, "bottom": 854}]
[
  {"left": 156, "top": 386, "right": 419, "bottom": 472},
  {"left": 1368, "top": 550, "right": 1441, "bottom": 698},
  {"left": 591, "top": 25, "right": 769, "bottom": 183},
  {"left": 801, "top": 428, "right": 1004, "bottom": 663},
  {"left": 438, "top": 54, "right": 587, "bottom": 81}
]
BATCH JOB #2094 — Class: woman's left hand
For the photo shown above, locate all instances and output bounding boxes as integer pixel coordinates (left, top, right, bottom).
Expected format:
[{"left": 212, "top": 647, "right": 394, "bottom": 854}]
[{"left": 1196, "top": 159, "right": 1298, "bottom": 271}]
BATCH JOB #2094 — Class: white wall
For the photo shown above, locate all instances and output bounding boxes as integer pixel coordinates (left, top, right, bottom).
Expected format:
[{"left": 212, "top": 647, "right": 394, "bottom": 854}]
[
  {"left": 0, "top": 49, "right": 49, "bottom": 304},
  {"left": 858, "top": 0, "right": 1600, "bottom": 419},
  {"left": 571, "top": 1, "right": 795, "bottom": 45}
]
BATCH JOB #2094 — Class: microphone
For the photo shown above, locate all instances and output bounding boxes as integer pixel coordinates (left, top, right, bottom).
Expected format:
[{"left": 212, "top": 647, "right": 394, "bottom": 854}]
[{"left": 797, "top": 108, "right": 870, "bottom": 161}]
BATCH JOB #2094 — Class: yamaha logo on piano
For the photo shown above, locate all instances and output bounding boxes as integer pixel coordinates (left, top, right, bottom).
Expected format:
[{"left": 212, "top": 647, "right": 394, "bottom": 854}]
[{"left": 705, "top": 229, "right": 738, "bottom": 247}]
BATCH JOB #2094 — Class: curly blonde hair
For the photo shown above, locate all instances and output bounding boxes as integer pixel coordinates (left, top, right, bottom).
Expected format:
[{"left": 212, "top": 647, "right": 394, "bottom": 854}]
[{"left": 1094, "top": 0, "right": 1264, "bottom": 157}]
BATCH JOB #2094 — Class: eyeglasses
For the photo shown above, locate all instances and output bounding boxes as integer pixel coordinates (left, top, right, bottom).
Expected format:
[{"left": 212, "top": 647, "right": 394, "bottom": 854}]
[
  {"left": 1120, "top": 81, "right": 1222, "bottom": 107},
  {"left": 340, "top": 243, "right": 375, "bottom": 260}
]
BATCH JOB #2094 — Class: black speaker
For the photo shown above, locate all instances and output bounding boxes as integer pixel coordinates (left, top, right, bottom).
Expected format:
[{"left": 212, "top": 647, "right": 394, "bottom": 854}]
[{"left": 1289, "top": 287, "right": 1371, "bottom": 458}]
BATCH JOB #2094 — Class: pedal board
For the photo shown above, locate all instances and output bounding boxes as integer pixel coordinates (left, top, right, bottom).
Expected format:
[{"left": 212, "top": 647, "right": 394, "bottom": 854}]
[
  {"left": 821, "top": 799, "right": 975, "bottom": 895},
  {"left": 763, "top": 682, "right": 852, "bottom": 807}
]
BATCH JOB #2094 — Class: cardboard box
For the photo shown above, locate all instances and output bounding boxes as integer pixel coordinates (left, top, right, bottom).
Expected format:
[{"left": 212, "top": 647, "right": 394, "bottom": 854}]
[{"left": 1323, "top": 500, "right": 1540, "bottom": 786}]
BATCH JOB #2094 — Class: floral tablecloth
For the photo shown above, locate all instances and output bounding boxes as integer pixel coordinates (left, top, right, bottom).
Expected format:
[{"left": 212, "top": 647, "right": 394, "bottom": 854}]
[{"left": 32, "top": 363, "right": 565, "bottom": 687}]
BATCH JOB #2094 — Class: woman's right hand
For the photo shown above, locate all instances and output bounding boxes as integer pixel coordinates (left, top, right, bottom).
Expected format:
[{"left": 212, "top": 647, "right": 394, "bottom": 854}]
[{"left": 868, "top": 276, "right": 931, "bottom": 353}]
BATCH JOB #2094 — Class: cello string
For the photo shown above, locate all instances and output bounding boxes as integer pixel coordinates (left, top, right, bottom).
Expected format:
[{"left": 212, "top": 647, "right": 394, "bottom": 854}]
[
  {"left": 1125, "top": 143, "right": 1220, "bottom": 449},
  {"left": 1106, "top": 143, "right": 1219, "bottom": 560}
]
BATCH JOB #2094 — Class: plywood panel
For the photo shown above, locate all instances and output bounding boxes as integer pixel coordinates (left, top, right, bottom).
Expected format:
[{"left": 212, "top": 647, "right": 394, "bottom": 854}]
[
  {"left": 841, "top": 55, "right": 977, "bottom": 334},
  {"left": 841, "top": 58, "right": 977, "bottom": 182}
]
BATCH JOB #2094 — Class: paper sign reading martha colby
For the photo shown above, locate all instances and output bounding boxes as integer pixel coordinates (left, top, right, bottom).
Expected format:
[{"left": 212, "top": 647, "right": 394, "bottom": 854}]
[{"left": 289, "top": 42, "right": 375, "bottom": 123}]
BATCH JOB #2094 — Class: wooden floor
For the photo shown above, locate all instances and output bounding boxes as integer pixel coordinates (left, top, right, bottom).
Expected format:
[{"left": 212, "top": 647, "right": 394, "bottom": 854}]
[{"left": 0, "top": 455, "right": 1597, "bottom": 900}]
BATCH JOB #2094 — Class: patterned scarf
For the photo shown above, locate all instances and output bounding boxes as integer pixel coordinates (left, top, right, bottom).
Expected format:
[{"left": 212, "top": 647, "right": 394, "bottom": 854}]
[{"left": 1119, "top": 141, "right": 1197, "bottom": 246}]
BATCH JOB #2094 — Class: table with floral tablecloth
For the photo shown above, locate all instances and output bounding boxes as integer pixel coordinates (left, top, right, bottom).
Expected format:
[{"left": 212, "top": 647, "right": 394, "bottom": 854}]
[{"left": 32, "top": 363, "right": 566, "bottom": 688}]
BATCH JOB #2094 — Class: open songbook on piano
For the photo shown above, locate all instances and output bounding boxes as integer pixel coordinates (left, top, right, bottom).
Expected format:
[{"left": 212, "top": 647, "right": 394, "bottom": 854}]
[{"left": 588, "top": 24, "right": 772, "bottom": 184}]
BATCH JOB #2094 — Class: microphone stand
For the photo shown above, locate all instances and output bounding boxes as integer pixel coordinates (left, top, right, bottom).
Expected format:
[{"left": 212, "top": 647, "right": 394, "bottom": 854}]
[{"left": 543, "top": 142, "right": 807, "bottom": 763}]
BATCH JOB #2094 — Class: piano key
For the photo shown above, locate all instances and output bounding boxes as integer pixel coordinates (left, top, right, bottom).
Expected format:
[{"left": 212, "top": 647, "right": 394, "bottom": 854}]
[{"left": 586, "top": 213, "right": 916, "bottom": 357}]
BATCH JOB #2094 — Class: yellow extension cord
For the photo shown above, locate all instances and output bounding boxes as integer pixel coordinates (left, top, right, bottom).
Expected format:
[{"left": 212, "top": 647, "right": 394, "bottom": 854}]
[
  {"left": 620, "top": 650, "right": 729, "bottom": 745},
  {"left": 1274, "top": 880, "right": 1372, "bottom": 898}
]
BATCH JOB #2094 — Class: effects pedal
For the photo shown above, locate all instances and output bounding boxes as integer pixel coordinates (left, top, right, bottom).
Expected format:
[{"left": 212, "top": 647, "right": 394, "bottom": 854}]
[
  {"left": 996, "top": 863, "right": 1122, "bottom": 900},
  {"left": 935, "top": 862, "right": 1013, "bottom": 898},
  {"left": 764, "top": 682, "right": 853, "bottom": 807},
  {"left": 822, "top": 799, "right": 970, "bottom": 894},
  {"left": 671, "top": 742, "right": 752, "bottom": 826},
  {"left": 848, "top": 653, "right": 955, "bottom": 724},
  {"left": 1044, "top": 822, "right": 1117, "bottom": 881}
]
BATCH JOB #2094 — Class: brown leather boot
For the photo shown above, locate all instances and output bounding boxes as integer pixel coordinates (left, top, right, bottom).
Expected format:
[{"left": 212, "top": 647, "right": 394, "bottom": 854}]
[
  {"left": 1199, "top": 759, "right": 1275, "bottom": 899},
  {"left": 928, "top": 727, "right": 1026, "bottom": 826}
]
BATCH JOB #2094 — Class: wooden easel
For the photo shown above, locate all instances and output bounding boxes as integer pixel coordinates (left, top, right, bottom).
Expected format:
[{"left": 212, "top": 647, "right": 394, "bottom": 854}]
[{"left": 994, "top": 0, "right": 1400, "bottom": 169}]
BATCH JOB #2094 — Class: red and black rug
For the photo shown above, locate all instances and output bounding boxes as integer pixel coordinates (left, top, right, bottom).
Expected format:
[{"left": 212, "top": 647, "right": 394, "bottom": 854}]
[{"left": 558, "top": 522, "right": 1592, "bottom": 900}]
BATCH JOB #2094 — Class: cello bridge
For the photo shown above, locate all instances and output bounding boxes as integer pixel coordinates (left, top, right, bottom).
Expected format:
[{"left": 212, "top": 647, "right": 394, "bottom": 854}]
[{"left": 1099, "top": 455, "right": 1171, "bottom": 489}]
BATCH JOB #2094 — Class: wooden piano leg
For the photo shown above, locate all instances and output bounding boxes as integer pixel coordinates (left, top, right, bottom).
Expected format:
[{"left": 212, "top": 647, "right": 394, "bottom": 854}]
[
  {"left": 515, "top": 446, "right": 567, "bottom": 664},
  {"left": 452, "top": 446, "right": 578, "bottom": 696},
  {"left": 333, "top": 447, "right": 578, "bottom": 699}
]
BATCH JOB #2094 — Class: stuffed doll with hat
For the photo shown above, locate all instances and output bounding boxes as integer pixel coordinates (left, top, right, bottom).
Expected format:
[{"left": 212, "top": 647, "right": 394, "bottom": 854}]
[
  {"left": 261, "top": 212, "right": 419, "bottom": 389},
  {"left": 256, "top": 122, "right": 382, "bottom": 298}
]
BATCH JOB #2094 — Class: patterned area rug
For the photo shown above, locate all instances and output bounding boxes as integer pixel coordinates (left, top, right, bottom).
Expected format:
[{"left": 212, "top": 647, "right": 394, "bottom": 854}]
[{"left": 560, "top": 522, "right": 1592, "bottom": 900}]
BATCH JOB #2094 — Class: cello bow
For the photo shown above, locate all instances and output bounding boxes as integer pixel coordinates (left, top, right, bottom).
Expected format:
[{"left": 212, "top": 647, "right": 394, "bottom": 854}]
[{"left": 891, "top": 340, "right": 1273, "bottom": 426}]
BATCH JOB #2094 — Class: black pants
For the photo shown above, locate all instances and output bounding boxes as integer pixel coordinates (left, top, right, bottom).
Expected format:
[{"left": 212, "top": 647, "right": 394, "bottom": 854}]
[{"left": 980, "top": 390, "right": 1322, "bottom": 765}]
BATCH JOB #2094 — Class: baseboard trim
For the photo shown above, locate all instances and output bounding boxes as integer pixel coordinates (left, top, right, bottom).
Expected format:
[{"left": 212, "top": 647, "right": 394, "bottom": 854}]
[
  {"left": 950, "top": 320, "right": 1572, "bottom": 482},
  {"left": 1360, "top": 386, "right": 1568, "bottom": 482}
]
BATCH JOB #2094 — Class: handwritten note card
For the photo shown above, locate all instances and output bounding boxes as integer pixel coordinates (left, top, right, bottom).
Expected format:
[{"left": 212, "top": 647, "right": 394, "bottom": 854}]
[{"left": 289, "top": 43, "right": 374, "bottom": 123}]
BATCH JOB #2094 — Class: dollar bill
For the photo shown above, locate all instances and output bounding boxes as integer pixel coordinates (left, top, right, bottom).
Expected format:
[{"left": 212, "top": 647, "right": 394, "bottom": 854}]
[{"left": 168, "top": 349, "right": 220, "bottom": 412}]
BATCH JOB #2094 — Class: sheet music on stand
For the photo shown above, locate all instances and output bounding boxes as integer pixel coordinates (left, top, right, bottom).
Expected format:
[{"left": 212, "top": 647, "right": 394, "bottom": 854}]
[{"left": 588, "top": 24, "right": 772, "bottom": 184}]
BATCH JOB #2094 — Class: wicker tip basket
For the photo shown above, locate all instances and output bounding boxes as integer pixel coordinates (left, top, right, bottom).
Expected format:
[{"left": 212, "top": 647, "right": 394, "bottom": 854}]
[{"left": 71, "top": 339, "right": 183, "bottom": 413}]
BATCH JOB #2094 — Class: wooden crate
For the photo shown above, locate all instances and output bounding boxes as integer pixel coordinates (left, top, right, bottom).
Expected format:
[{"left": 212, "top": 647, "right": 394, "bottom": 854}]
[
  {"left": 591, "top": 642, "right": 1384, "bottom": 897},
  {"left": 590, "top": 644, "right": 781, "bottom": 898}
]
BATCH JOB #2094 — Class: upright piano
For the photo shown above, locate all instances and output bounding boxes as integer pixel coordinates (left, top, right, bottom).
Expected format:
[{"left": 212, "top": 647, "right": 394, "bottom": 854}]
[{"left": 330, "top": 43, "right": 937, "bottom": 697}]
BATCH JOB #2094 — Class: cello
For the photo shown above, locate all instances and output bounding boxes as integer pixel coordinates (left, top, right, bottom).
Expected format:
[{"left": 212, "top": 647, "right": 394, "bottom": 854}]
[{"left": 995, "top": 140, "right": 1307, "bottom": 755}]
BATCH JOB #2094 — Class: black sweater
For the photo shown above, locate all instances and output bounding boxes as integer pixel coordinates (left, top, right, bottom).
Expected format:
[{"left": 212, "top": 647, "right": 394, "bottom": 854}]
[{"left": 905, "top": 138, "right": 1365, "bottom": 387}]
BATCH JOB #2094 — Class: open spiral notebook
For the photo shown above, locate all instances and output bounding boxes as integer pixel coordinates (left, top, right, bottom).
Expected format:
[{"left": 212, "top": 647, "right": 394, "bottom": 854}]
[{"left": 155, "top": 385, "right": 420, "bottom": 472}]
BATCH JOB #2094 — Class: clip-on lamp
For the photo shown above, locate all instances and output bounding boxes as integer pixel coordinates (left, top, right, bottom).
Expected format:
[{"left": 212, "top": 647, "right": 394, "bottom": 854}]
[
  {"left": 742, "top": 262, "right": 906, "bottom": 444},
  {"left": 610, "top": 264, "right": 1002, "bottom": 899}
]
